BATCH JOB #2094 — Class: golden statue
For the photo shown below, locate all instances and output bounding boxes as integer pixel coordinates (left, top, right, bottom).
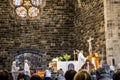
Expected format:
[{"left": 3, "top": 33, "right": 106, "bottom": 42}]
[{"left": 86, "top": 53, "right": 99, "bottom": 70}]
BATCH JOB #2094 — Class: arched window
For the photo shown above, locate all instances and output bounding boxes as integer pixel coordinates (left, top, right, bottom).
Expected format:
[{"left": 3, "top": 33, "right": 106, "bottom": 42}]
[{"left": 11, "top": 0, "right": 44, "bottom": 18}]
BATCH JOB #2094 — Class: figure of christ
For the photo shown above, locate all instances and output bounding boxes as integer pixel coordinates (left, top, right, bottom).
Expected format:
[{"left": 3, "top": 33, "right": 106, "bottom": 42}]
[{"left": 87, "top": 37, "right": 94, "bottom": 55}]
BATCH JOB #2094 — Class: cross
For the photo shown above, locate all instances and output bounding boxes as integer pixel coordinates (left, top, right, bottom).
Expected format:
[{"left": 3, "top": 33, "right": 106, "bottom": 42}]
[{"left": 87, "top": 37, "right": 94, "bottom": 55}]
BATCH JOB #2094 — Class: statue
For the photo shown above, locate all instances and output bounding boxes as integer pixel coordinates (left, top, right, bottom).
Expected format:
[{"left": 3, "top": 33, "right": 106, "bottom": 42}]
[
  {"left": 86, "top": 53, "right": 99, "bottom": 70},
  {"left": 87, "top": 37, "right": 94, "bottom": 55}
]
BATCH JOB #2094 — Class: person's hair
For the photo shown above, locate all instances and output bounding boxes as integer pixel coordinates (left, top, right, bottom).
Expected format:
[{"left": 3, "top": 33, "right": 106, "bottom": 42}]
[
  {"left": 30, "top": 75, "right": 42, "bottom": 80},
  {"left": 65, "top": 69, "right": 77, "bottom": 80},
  {"left": 0, "top": 69, "right": 10, "bottom": 80},
  {"left": 17, "top": 72, "right": 26, "bottom": 80},
  {"left": 12, "top": 61, "right": 16, "bottom": 65},
  {"left": 74, "top": 70, "right": 92, "bottom": 80},
  {"left": 24, "top": 59, "right": 28, "bottom": 63},
  {"left": 43, "top": 77, "right": 52, "bottom": 80},
  {"left": 113, "top": 71, "right": 120, "bottom": 80}
]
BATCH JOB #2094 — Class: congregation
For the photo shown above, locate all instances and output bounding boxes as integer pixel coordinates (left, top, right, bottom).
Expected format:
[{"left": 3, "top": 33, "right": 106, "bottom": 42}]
[
  {"left": 0, "top": 62, "right": 120, "bottom": 80},
  {"left": 0, "top": 50, "right": 120, "bottom": 80},
  {"left": 1, "top": 49, "right": 120, "bottom": 80}
]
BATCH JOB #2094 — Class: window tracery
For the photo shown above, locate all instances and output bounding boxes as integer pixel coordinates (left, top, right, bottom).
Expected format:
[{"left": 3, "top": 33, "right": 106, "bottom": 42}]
[{"left": 11, "top": 0, "right": 44, "bottom": 18}]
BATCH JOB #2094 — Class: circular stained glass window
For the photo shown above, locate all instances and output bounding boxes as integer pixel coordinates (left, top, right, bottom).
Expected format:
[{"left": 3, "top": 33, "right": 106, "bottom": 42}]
[
  {"left": 16, "top": 6, "right": 27, "bottom": 17},
  {"left": 31, "top": 0, "right": 42, "bottom": 6},
  {"left": 28, "top": 7, "right": 39, "bottom": 17},
  {"left": 13, "top": 0, "right": 23, "bottom": 6},
  {"left": 11, "top": 0, "right": 44, "bottom": 18}
]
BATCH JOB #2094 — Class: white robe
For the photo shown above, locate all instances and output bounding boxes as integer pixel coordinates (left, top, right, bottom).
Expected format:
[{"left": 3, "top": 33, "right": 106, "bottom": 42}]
[
  {"left": 24, "top": 62, "right": 30, "bottom": 76},
  {"left": 45, "top": 69, "right": 51, "bottom": 77},
  {"left": 78, "top": 52, "right": 86, "bottom": 69}
]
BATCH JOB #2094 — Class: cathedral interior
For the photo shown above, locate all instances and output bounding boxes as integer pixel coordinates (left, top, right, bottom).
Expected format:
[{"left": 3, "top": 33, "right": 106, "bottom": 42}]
[{"left": 0, "top": 0, "right": 119, "bottom": 70}]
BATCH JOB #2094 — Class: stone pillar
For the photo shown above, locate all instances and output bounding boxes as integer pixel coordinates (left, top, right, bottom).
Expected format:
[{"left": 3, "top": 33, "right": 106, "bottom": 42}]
[{"left": 104, "top": 0, "right": 120, "bottom": 65}]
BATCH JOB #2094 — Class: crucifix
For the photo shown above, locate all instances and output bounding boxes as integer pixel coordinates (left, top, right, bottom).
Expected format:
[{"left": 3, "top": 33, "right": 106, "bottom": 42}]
[{"left": 87, "top": 37, "right": 94, "bottom": 55}]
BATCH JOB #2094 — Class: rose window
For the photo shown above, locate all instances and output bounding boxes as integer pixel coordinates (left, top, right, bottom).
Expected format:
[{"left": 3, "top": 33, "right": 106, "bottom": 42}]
[{"left": 11, "top": 0, "right": 43, "bottom": 18}]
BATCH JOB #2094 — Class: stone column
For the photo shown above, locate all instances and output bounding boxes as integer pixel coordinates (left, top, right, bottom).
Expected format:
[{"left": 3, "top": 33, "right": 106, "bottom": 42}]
[{"left": 104, "top": 0, "right": 120, "bottom": 65}]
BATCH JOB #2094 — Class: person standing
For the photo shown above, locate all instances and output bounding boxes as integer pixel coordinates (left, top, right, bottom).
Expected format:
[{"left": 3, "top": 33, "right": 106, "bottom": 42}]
[
  {"left": 11, "top": 61, "right": 19, "bottom": 80},
  {"left": 24, "top": 59, "right": 30, "bottom": 80},
  {"left": 77, "top": 50, "right": 86, "bottom": 70},
  {"left": 44, "top": 67, "right": 51, "bottom": 78},
  {"left": 49, "top": 66, "right": 55, "bottom": 80}
]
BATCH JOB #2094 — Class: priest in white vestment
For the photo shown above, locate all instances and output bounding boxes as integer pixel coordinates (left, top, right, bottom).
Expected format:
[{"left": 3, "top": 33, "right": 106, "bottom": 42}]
[{"left": 78, "top": 50, "right": 86, "bottom": 70}]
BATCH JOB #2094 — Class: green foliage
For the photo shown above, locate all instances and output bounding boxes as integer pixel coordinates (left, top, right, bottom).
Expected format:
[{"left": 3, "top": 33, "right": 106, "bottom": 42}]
[
  {"left": 63, "top": 54, "right": 71, "bottom": 61},
  {"left": 57, "top": 56, "right": 63, "bottom": 61}
]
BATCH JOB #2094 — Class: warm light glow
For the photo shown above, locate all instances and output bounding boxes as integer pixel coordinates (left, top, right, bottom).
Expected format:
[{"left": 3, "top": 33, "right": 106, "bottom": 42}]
[
  {"left": 13, "top": 0, "right": 23, "bottom": 6},
  {"left": 28, "top": 7, "right": 39, "bottom": 17},
  {"left": 24, "top": 0, "right": 32, "bottom": 8},
  {"left": 31, "top": 0, "right": 42, "bottom": 6},
  {"left": 52, "top": 58, "right": 58, "bottom": 62},
  {"left": 12, "top": 0, "right": 43, "bottom": 18},
  {"left": 16, "top": 7, "right": 27, "bottom": 17}
]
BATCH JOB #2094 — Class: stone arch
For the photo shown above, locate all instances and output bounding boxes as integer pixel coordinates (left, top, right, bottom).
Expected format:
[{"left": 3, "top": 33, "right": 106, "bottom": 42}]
[{"left": 11, "top": 48, "right": 47, "bottom": 70}]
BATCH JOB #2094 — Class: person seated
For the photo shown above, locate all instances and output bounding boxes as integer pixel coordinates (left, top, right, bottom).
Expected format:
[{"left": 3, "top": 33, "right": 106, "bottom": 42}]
[
  {"left": 56, "top": 68, "right": 66, "bottom": 80},
  {"left": 116, "top": 63, "right": 120, "bottom": 72},
  {"left": 43, "top": 77, "right": 52, "bottom": 80},
  {"left": 80, "top": 60, "right": 94, "bottom": 73},
  {"left": 112, "top": 63, "right": 120, "bottom": 80},
  {"left": 74, "top": 70, "right": 92, "bottom": 80},
  {"left": 113, "top": 71, "right": 120, "bottom": 80},
  {"left": 0, "top": 69, "right": 10, "bottom": 80},
  {"left": 30, "top": 74, "right": 42, "bottom": 80},
  {"left": 57, "top": 68, "right": 64, "bottom": 76},
  {"left": 65, "top": 69, "right": 77, "bottom": 80},
  {"left": 96, "top": 64, "right": 113, "bottom": 80},
  {"left": 17, "top": 72, "right": 26, "bottom": 80}
]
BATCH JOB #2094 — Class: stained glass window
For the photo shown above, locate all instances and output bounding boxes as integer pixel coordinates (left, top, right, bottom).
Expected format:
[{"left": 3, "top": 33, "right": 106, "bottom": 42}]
[
  {"left": 13, "top": 0, "right": 23, "bottom": 6},
  {"left": 28, "top": 7, "right": 39, "bottom": 17},
  {"left": 31, "top": 0, "right": 42, "bottom": 6},
  {"left": 16, "top": 7, "right": 27, "bottom": 17},
  {"left": 11, "top": 0, "right": 43, "bottom": 18}
]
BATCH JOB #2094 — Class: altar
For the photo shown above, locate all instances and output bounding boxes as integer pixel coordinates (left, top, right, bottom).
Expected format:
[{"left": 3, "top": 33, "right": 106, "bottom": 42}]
[
  {"left": 57, "top": 61, "right": 79, "bottom": 73},
  {"left": 50, "top": 37, "right": 99, "bottom": 73}
]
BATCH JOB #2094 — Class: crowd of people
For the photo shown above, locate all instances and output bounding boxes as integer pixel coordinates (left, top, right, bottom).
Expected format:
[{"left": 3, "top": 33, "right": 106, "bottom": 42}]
[
  {"left": 0, "top": 63, "right": 120, "bottom": 80},
  {"left": 0, "top": 50, "right": 120, "bottom": 80}
]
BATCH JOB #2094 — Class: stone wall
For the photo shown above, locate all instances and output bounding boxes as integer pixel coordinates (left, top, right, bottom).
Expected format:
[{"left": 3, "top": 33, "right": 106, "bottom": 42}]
[
  {"left": 0, "top": 0, "right": 75, "bottom": 70},
  {"left": 0, "top": 0, "right": 12, "bottom": 69},
  {"left": 104, "top": 0, "right": 120, "bottom": 65},
  {"left": 0, "top": 0, "right": 107, "bottom": 70},
  {"left": 74, "top": 0, "right": 106, "bottom": 62}
]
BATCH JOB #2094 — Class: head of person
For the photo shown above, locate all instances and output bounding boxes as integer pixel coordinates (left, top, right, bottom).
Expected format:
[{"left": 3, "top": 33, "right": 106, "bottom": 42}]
[
  {"left": 116, "top": 63, "right": 120, "bottom": 72},
  {"left": 65, "top": 69, "right": 77, "bottom": 80},
  {"left": 75, "top": 49, "right": 80, "bottom": 53},
  {"left": 102, "top": 64, "right": 111, "bottom": 74},
  {"left": 74, "top": 70, "right": 92, "bottom": 80},
  {"left": 57, "top": 68, "right": 64, "bottom": 76},
  {"left": 24, "top": 59, "right": 28, "bottom": 63},
  {"left": 43, "top": 77, "right": 52, "bottom": 80},
  {"left": 12, "top": 61, "right": 16, "bottom": 65},
  {"left": 113, "top": 71, "right": 120, "bottom": 80},
  {"left": 17, "top": 72, "right": 26, "bottom": 80},
  {"left": 80, "top": 50, "right": 83, "bottom": 54},
  {"left": 30, "top": 75, "right": 42, "bottom": 80},
  {"left": 0, "top": 70, "right": 10, "bottom": 80}
]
